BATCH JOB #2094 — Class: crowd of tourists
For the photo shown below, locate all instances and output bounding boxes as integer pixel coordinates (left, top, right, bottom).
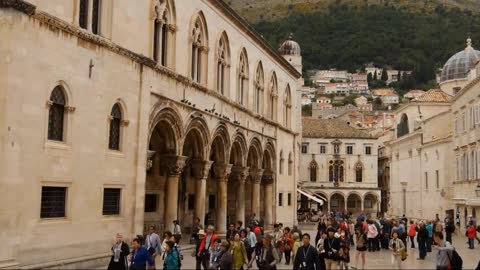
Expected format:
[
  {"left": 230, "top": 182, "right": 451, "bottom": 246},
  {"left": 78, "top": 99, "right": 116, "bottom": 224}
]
[{"left": 104, "top": 212, "right": 480, "bottom": 270}]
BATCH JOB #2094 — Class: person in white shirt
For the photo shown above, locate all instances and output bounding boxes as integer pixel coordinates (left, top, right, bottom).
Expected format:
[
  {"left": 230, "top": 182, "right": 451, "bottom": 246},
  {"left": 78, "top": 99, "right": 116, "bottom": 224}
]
[{"left": 173, "top": 220, "right": 182, "bottom": 242}]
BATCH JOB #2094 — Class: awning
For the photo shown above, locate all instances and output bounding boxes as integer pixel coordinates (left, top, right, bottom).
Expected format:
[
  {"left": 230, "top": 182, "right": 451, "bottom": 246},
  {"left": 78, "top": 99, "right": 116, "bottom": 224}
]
[{"left": 297, "top": 188, "right": 324, "bottom": 206}]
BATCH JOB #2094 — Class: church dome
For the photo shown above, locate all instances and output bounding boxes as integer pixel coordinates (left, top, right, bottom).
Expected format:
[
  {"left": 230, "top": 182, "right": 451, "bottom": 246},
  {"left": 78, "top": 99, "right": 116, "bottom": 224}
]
[
  {"left": 440, "top": 38, "right": 480, "bottom": 82},
  {"left": 279, "top": 34, "right": 301, "bottom": 56}
]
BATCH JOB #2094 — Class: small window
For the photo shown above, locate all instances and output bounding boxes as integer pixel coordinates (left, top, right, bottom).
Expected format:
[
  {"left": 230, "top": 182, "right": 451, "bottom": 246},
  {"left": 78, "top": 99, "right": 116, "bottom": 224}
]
[
  {"left": 208, "top": 194, "right": 216, "bottom": 209},
  {"left": 278, "top": 193, "right": 283, "bottom": 207},
  {"left": 188, "top": 194, "right": 195, "bottom": 210},
  {"left": 435, "top": 170, "right": 439, "bottom": 189},
  {"left": 347, "top": 146, "right": 353, "bottom": 155},
  {"left": 301, "top": 144, "right": 308, "bottom": 154},
  {"left": 144, "top": 194, "right": 158, "bottom": 212},
  {"left": 41, "top": 186, "right": 67, "bottom": 218},
  {"left": 48, "top": 86, "right": 67, "bottom": 141},
  {"left": 365, "top": 146, "right": 372, "bottom": 155},
  {"left": 288, "top": 193, "right": 292, "bottom": 206},
  {"left": 108, "top": 103, "right": 122, "bottom": 150},
  {"left": 425, "top": 172, "right": 428, "bottom": 190},
  {"left": 103, "top": 188, "right": 121, "bottom": 215},
  {"left": 320, "top": 145, "right": 326, "bottom": 154}
]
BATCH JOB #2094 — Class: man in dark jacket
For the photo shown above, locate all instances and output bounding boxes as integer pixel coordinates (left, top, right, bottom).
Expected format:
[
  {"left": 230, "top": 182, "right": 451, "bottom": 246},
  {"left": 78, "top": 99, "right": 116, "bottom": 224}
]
[
  {"left": 218, "top": 240, "right": 232, "bottom": 270},
  {"left": 293, "top": 233, "right": 320, "bottom": 270},
  {"left": 445, "top": 219, "right": 455, "bottom": 244},
  {"left": 417, "top": 222, "right": 428, "bottom": 260},
  {"left": 324, "top": 227, "right": 340, "bottom": 270}
]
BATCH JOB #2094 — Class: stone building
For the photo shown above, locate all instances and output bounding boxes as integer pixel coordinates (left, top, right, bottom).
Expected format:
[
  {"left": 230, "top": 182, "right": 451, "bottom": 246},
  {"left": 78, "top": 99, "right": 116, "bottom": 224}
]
[
  {"left": 299, "top": 118, "right": 381, "bottom": 215},
  {"left": 0, "top": 0, "right": 302, "bottom": 268}
]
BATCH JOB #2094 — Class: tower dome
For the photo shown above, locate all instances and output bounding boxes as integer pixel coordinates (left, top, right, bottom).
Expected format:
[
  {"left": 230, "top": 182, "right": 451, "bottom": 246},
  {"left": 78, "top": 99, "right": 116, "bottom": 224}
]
[
  {"left": 279, "top": 33, "right": 301, "bottom": 56},
  {"left": 440, "top": 38, "right": 480, "bottom": 82}
]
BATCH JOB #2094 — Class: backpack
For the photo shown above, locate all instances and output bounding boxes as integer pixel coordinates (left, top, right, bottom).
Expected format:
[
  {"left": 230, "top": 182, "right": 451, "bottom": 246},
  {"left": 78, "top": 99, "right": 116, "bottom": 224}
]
[{"left": 447, "top": 249, "right": 463, "bottom": 270}]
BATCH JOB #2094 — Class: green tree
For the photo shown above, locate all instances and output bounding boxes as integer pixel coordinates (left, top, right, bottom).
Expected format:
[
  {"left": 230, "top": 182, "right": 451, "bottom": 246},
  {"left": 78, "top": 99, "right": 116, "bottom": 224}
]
[
  {"left": 367, "top": 72, "right": 373, "bottom": 83},
  {"left": 373, "top": 72, "right": 378, "bottom": 81},
  {"left": 381, "top": 69, "right": 389, "bottom": 81}
]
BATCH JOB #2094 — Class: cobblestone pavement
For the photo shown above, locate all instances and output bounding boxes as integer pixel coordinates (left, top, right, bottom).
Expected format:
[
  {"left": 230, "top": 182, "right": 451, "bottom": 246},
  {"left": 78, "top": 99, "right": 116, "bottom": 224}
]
[{"left": 143, "top": 229, "right": 479, "bottom": 269}]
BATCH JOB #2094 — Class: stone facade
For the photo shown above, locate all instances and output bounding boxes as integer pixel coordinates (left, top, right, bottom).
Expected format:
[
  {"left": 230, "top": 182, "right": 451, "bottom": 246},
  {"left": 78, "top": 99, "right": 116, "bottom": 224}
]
[{"left": 0, "top": 0, "right": 302, "bottom": 268}]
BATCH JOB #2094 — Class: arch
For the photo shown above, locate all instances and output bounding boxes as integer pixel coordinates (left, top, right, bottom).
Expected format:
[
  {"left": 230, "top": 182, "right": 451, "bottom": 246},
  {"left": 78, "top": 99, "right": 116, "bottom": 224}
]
[
  {"left": 230, "top": 132, "right": 248, "bottom": 166},
  {"left": 209, "top": 124, "right": 231, "bottom": 163},
  {"left": 215, "top": 31, "right": 231, "bottom": 96},
  {"left": 284, "top": 84, "right": 292, "bottom": 128},
  {"left": 247, "top": 137, "right": 263, "bottom": 169},
  {"left": 363, "top": 192, "right": 379, "bottom": 212},
  {"left": 330, "top": 192, "right": 346, "bottom": 211},
  {"left": 183, "top": 116, "right": 210, "bottom": 159},
  {"left": 237, "top": 48, "right": 249, "bottom": 105},
  {"left": 189, "top": 11, "right": 209, "bottom": 84},
  {"left": 346, "top": 192, "right": 362, "bottom": 213},
  {"left": 309, "top": 159, "right": 318, "bottom": 182},
  {"left": 152, "top": 0, "right": 176, "bottom": 67},
  {"left": 148, "top": 105, "right": 184, "bottom": 155},
  {"left": 397, "top": 113, "right": 409, "bottom": 137},
  {"left": 267, "top": 71, "right": 278, "bottom": 120},
  {"left": 47, "top": 85, "right": 68, "bottom": 141},
  {"left": 253, "top": 62, "right": 265, "bottom": 114},
  {"left": 108, "top": 102, "right": 123, "bottom": 150},
  {"left": 355, "top": 161, "right": 364, "bottom": 182},
  {"left": 263, "top": 140, "right": 276, "bottom": 173}
]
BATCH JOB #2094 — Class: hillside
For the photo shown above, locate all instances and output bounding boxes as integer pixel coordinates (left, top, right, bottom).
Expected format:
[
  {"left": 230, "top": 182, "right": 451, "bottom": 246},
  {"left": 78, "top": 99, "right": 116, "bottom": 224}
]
[{"left": 227, "top": 0, "right": 480, "bottom": 22}]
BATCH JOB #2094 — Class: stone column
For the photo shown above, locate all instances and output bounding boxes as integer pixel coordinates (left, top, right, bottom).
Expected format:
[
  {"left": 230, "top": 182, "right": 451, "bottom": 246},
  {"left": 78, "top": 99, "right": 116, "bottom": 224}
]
[
  {"left": 214, "top": 163, "right": 233, "bottom": 235},
  {"left": 231, "top": 166, "right": 250, "bottom": 225},
  {"left": 192, "top": 160, "right": 213, "bottom": 227},
  {"left": 249, "top": 168, "right": 264, "bottom": 219},
  {"left": 161, "top": 155, "right": 187, "bottom": 229},
  {"left": 263, "top": 172, "right": 274, "bottom": 226}
]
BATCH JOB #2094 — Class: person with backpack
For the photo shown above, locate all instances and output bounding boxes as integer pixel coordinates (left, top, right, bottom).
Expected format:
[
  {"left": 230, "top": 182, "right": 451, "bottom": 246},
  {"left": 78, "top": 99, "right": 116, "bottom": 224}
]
[
  {"left": 433, "top": 232, "right": 454, "bottom": 270},
  {"left": 366, "top": 220, "right": 378, "bottom": 252},
  {"left": 164, "top": 240, "right": 180, "bottom": 270}
]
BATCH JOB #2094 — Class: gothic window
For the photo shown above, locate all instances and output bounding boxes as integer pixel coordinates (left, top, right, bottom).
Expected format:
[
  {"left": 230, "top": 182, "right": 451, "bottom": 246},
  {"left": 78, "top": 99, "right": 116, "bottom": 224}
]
[
  {"left": 216, "top": 32, "right": 230, "bottom": 95},
  {"left": 268, "top": 73, "right": 278, "bottom": 120},
  {"left": 284, "top": 84, "right": 292, "bottom": 128},
  {"left": 108, "top": 103, "right": 122, "bottom": 150},
  {"left": 79, "top": 0, "right": 89, "bottom": 29},
  {"left": 254, "top": 62, "right": 264, "bottom": 113},
  {"left": 279, "top": 151, "right": 284, "bottom": 175},
  {"left": 91, "top": 0, "right": 101, "bottom": 34},
  {"left": 329, "top": 160, "right": 344, "bottom": 182},
  {"left": 190, "top": 13, "right": 208, "bottom": 84},
  {"left": 355, "top": 162, "right": 363, "bottom": 182},
  {"left": 48, "top": 86, "right": 67, "bottom": 141},
  {"left": 152, "top": 0, "right": 175, "bottom": 67},
  {"left": 237, "top": 49, "right": 249, "bottom": 105},
  {"left": 288, "top": 152, "right": 293, "bottom": 176},
  {"left": 309, "top": 160, "right": 318, "bottom": 182},
  {"left": 397, "top": 114, "right": 409, "bottom": 138},
  {"left": 78, "top": 0, "right": 104, "bottom": 35}
]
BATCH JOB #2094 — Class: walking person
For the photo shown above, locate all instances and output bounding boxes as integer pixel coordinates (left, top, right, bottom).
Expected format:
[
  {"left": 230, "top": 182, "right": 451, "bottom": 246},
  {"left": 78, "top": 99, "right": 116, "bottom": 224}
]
[
  {"left": 164, "top": 240, "right": 180, "bottom": 270},
  {"left": 230, "top": 233, "right": 248, "bottom": 270},
  {"left": 426, "top": 221, "right": 433, "bottom": 252},
  {"left": 292, "top": 232, "right": 302, "bottom": 264},
  {"left": 417, "top": 222, "right": 428, "bottom": 260},
  {"left": 283, "top": 227, "right": 294, "bottom": 265},
  {"left": 255, "top": 234, "right": 280, "bottom": 270},
  {"left": 433, "top": 232, "right": 453, "bottom": 270},
  {"left": 366, "top": 220, "right": 378, "bottom": 252},
  {"left": 293, "top": 233, "right": 320, "bottom": 270},
  {"left": 145, "top": 225, "right": 161, "bottom": 266},
  {"left": 107, "top": 233, "right": 129, "bottom": 270},
  {"left": 198, "top": 225, "right": 219, "bottom": 269},
  {"left": 338, "top": 228, "right": 350, "bottom": 270},
  {"left": 351, "top": 227, "right": 367, "bottom": 270},
  {"left": 389, "top": 231, "right": 405, "bottom": 270},
  {"left": 173, "top": 220, "right": 182, "bottom": 241},
  {"left": 208, "top": 238, "right": 222, "bottom": 270},
  {"left": 444, "top": 218, "right": 455, "bottom": 244},
  {"left": 408, "top": 220, "right": 417, "bottom": 249},
  {"left": 324, "top": 227, "right": 340, "bottom": 270},
  {"left": 467, "top": 221, "right": 476, "bottom": 249},
  {"left": 245, "top": 226, "right": 257, "bottom": 262},
  {"left": 130, "top": 238, "right": 154, "bottom": 270},
  {"left": 195, "top": 229, "right": 205, "bottom": 270},
  {"left": 219, "top": 241, "right": 233, "bottom": 270}
]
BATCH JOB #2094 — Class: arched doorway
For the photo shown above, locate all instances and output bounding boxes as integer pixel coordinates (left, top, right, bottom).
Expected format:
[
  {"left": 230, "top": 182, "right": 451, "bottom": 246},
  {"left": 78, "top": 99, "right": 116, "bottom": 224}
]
[
  {"left": 364, "top": 193, "right": 379, "bottom": 215},
  {"left": 246, "top": 138, "right": 263, "bottom": 226},
  {"left": 262, "top": 141, "right": 276, "bottom": 226},
  {"left": 347, "top": 193, "right": 362, "bottom": 214},
  {"left": 228, "top": 133, "right": 248, "bottom": 227},
  {"left": 330, "top": 193, "right": 345, "bottom": 213}
]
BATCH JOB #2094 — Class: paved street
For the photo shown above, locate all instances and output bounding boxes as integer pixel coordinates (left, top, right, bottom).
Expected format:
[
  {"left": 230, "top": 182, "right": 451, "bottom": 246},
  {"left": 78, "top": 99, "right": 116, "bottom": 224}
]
[{"left": 104, "top": 227, "right": 479, "bottom": 270}]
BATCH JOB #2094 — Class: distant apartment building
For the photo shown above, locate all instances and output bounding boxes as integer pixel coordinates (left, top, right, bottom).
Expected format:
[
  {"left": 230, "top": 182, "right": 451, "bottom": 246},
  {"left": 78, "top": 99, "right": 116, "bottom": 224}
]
[
  {"left": 372, "top": 88, "right": 400, "bottom": 105},
  {"left": 404, "top": 89, "right": 426, "bottom": 100},
  {"left": 365, "top": 66, "right": 410, "bottom": 85},
  {"left": 324, "top": 82, "right": 369, "bottom": 95}
]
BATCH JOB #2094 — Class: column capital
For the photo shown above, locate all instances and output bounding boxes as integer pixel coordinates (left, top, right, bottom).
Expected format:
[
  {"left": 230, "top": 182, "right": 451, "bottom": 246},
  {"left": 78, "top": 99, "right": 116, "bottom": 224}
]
[
  {"left": 231, "top": 166, "right": 250, "bottom": 183},
  {"left": 262, "top": 172, "right": 275, "bottom": 185},
  {"left": 192, "top": 159, "right": 213, "bottom": 180},
  {"left": 249, "top": 168, "right": 264, "bottom": 184},
  {"left": 160, "top": 155, "right": 188, "bottom": 176},
  {"left": 213, "top": 163, "right": 233, "bottom": 182}
]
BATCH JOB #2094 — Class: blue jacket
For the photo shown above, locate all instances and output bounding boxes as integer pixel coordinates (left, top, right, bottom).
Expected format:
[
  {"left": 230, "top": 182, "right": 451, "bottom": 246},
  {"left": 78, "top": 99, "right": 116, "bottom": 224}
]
[
  {"left": 426, "top": 224, "right": 433, "bottom": 237},
  {"left": 164, "top": 249, "right": 179, "bottom": 270},
  {"left": 131, "top": 246, "right": 154, "bottom": 269}
]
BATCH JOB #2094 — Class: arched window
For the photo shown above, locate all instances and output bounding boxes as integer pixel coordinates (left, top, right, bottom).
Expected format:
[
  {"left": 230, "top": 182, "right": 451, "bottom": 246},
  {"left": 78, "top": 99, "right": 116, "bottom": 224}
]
[
  {"left": 48, "top": 86, "right": 67, "bottom": 141},
  {"left": 108, "top": 103, "right": 122, "bottom": 150},
  {"left": 309, "top": 160, "right": 318, "bottom": 182},
  {"left": 78, "top": 0, "right": 102, "bottom": 35},
  {"left": 254, "top": 62, "right": 264, "bottom": 113},
  {"left": 288, "top": 152, "right": 293, "bottom": 176},
  {"left": 190, "top": 13, "right": 208, "bottom": 84},
  {"left": 279, "top": 151, "right": 284, "bottom": 175},
  {"left": 284, "top": 84, "right": 292, "bottom": 128},
  {"left": 355, "top": 162, "right": 363, "bottom": 182},
  {"left": 329, "top": 160, "right": 344, "bottom": 182},
  {"left": 216, "top": 32, "right": 230, "bottom": 95},
  {"left": 397, "top": 114, "right": 409, "bottom": 138},
  {"left": 268, "top": 73, "right": 278, "bottom": 120},
  {"left": 152, "top": 0, "right": 175, "bottom": 67},
  {"left": 237, "top": 49, "right": 249, "bottom": 105}
]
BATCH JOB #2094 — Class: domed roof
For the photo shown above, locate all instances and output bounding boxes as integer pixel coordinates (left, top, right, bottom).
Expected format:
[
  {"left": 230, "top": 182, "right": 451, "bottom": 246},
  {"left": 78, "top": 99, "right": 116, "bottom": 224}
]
[
  {"left": 440, "top": 38, "right": 480, "bottom": 82},
  {"left": 279, "top": 34, "right": 301, "bottom": 56}
]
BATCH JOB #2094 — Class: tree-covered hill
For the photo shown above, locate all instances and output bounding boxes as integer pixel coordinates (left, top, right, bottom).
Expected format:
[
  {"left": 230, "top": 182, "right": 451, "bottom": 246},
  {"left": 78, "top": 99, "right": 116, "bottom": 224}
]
[{"left": 250, "top": 3, "right": 480, "bottom": 87}]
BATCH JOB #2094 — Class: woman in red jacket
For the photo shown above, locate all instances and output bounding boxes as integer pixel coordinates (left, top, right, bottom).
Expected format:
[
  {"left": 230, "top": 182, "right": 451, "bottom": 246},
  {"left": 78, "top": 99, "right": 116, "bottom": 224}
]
[
  {"left": 408, "top": 220, "right": 417, "bottom": 249},
  {"left": 467, "top": 222, "right": 476, "bottom": 249},
  {"left": 198, "top": 225, "right": 218, "bottom": 269}
]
